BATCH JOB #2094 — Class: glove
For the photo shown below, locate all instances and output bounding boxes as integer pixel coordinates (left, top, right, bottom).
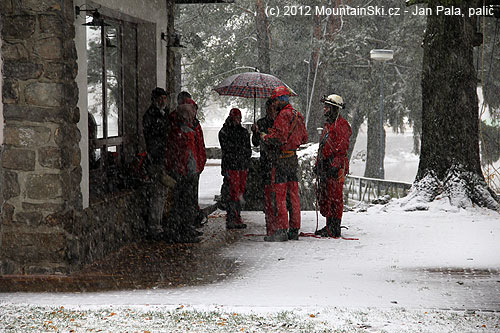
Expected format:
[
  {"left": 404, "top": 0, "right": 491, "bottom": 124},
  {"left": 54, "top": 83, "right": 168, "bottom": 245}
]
[
  {"left": 160, "top": 173, "right": 177, "bottom": 189},
  {"left": 326, "top": 166, "right": 340, "bottom": 179}
]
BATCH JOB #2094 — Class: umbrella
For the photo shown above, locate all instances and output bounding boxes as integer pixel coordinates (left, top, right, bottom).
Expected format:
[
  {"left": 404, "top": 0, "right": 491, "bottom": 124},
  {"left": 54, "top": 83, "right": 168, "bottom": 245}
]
[{"left": 213, "top": 72, "right": 297, "bottom": 123}]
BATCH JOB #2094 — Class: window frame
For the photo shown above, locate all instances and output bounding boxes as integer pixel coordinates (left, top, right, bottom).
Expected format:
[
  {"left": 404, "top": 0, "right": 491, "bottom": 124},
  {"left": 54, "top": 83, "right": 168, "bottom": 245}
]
[{"left": 87, "top": 15, "right": 131, "bottom": 196}]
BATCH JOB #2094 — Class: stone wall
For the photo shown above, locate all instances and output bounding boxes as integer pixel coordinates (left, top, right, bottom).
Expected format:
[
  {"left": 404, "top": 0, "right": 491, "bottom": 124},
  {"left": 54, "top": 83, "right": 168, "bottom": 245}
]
[
  {"left": 0, "top": 0, "right": 82, "bottom": 274},
  {"left": 0, "top": 0, "right": 152, "bottom": 275},
  {"left": 67, "top": 190, "right": 147, "bottom": 270}
]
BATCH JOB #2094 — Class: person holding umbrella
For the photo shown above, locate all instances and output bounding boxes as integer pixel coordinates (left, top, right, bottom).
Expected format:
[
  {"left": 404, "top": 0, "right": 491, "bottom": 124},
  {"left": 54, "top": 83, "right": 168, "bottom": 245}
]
[
  {"left": 219, "top": 108, "right": 252, "bottom": 229},
  {"left": 251, "top": 99, "right": 281, "bottom": 236},
  {"left": 261, "top": 86, "right": 308, "bottom": 242}
]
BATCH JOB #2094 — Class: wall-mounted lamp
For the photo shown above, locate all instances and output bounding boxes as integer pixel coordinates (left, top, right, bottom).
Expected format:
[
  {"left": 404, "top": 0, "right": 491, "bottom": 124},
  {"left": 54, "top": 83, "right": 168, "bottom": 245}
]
[
  {"left": 75, "top": 5, "right": 110, "bottom": 27},
  {"left": 105, "top": 37, "right": 117, "bottom": 48},
  {"left": 161, "top": 31, "right": 186, "bottom": 48}
]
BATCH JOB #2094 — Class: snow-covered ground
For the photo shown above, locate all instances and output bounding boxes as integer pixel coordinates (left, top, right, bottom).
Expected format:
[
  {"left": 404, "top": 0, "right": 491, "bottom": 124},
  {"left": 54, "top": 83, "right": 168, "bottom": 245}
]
[
  {"left": 1, "top": 130, "right": 499, "bottom": 332},
  {"left": 2, "top": 203, "right": 499, "bottom": 331}
]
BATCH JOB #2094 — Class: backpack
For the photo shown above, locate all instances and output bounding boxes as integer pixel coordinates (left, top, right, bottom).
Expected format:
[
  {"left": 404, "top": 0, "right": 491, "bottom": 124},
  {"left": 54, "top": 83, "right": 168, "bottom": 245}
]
[{"left": 287, "top": 108, "right": 308, "bottom": 149}]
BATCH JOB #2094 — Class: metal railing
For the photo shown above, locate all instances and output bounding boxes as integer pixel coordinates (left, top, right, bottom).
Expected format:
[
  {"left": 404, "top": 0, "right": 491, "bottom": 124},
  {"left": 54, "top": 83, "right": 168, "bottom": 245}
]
[{"left": 345, "top": 175, "right": 412, "bottom": 203}]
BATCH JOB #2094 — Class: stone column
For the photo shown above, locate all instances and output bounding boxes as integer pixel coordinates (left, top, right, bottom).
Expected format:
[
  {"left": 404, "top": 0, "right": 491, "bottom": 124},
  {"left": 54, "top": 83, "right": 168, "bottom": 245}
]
[{"left": 0, "top": 0, "right": 82, "bottom": 274}]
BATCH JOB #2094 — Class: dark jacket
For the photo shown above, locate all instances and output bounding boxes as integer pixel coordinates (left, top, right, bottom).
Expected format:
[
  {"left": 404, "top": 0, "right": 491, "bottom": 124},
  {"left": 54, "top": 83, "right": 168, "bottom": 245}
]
[
  {"left": 251, "top": 116, "right": 280, "bottom": 169},
  {"left": 143, "top": 104, "right": 170, "bottom": 166},
  {"left": 219, "top": 118, "right": 252, "bottom": 173}
]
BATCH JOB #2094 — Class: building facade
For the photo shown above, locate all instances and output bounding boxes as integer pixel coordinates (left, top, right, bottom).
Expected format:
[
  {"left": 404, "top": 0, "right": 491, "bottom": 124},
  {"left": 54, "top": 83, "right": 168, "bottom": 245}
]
[{"left": 0, "top": 0, "right": 176, "bottom": 274}]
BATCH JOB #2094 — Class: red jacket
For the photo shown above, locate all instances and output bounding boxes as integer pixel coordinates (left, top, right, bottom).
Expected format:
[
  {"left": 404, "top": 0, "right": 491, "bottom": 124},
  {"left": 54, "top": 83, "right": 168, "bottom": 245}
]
[
  {"left": 316, "top": 115, "right": 352, "bottom": 173},
  {"left": 264, "top": 104, "right": 308, "bottom": 152},
  {"left": 192, "top": 119, "right": 206, "bottom": 173},
  {"left": 166, "top": 113, "right": 198, "bottom": 177}
]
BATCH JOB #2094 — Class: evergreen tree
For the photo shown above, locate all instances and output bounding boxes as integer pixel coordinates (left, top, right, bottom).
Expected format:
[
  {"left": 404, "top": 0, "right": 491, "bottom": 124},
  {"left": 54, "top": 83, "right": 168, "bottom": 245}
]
[{"left": 407, "top": 0, "right": 499, "bottom": 209}]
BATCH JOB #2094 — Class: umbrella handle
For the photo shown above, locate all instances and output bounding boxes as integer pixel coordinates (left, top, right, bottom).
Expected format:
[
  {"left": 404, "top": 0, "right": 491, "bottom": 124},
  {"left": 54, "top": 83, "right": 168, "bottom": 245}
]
[{"left": 253, "top": 88, "right": 256, "bottom": 124}]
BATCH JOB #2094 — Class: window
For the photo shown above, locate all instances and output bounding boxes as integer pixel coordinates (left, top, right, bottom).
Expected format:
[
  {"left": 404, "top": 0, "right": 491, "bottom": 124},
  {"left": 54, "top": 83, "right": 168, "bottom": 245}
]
[{"left": 86, "top": 16, "right": 133, "bottom": 197}]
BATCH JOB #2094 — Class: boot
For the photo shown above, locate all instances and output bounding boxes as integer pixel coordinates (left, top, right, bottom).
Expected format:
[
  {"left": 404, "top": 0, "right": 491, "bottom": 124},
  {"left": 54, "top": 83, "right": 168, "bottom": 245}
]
[
  {"left": 264, "top": 229, "right": 288, "bottom": 242},
  {"left": 226, "top": 221, "right": 247, "bottom": 229},
  {"left": 146, "top": 224, "right": 164, "bottom": 240},
  {"left": 288, "top": 228, "right": 299, "bottom": 240},
  {"left": 315, "top": 218, "right": 342, "bottom": 238},
  {"left": 314, "top": 226, "right": 330, "bottom": 237},
  {"left": 175, "top": 234, "right": 201, "bottom": 243},
  {"left": 193, "top": 209, "right": 207, "bottom": 228},
  {"left": 331, "top": 218, "right": 341, "bottom": 238},
  {"left": 163, "top": 226, "right": 201, "bottom": 243},
  {"left": 226, "top": 200, "right": 247, "bottom": 229}
]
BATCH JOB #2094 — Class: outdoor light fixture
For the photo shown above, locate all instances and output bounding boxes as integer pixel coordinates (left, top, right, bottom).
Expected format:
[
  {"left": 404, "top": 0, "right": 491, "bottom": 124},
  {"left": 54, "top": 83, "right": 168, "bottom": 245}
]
[
  {"left": 370, "top": 49, "right": 394, "bottom": 62},
  {"left": 370, "top": 49, "right": 394, "bottom": 179},
  {"left": 105, "top": 37, "right": 117, "bottom": 48},
  {"left": 161, "top": 31, "right": 186, "bottom": 48},
  {"left": 75, "top": 5, "right": 110, "bottom": 27}
]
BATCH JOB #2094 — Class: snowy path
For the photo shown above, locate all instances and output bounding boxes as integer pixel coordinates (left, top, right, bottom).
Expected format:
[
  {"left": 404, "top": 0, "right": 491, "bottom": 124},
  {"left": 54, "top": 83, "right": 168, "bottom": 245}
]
[{"left": 2, "top": 208, "right": 499, "bottom": 312}]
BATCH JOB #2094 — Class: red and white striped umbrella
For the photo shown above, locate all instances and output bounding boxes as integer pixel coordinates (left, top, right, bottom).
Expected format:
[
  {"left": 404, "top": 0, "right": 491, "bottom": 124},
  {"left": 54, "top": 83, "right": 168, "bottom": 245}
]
[{"left": 213, "top": 72, "right": 297, "bottom": 98}]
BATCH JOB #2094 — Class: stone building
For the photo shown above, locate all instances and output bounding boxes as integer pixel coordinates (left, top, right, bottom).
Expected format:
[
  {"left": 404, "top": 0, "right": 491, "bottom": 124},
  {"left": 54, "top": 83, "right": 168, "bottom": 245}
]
[{"left": 0, "top": 0, "right": 197, "bottom": 275}]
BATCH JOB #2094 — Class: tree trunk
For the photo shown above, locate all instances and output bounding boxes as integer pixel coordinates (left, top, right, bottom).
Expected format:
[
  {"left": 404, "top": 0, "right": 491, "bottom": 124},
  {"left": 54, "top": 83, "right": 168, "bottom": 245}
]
[
  {"left": 407, "top": 0, "right": 499, "bottom": 209},
  {"left": 347, "top": 104, "right": 366, "bottom": 162},
  {"left": 255, "top": 0, "right": 271, "bottom": 119},
  {"left": 364, "top": 107, "right": 385, "bottom": 179},
  {"left": 306, "top": 3, "right": 342, "bottom": 142}
]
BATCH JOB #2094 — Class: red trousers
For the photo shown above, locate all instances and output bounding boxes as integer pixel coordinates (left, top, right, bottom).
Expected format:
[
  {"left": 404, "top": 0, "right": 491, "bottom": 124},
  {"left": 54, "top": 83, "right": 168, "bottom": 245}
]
[
  {"left": 264, "top": 182, "right": 301, "bottom": 235},
  {"left": 275, "top": 181, "right": 300, "bottom": 231},
  {"left": 265, "top": 155, "right": 301, "bottom": 235},
  {"left": 227, "top": 170, "right": 248, "bottom": 202},
  {"left": 318, "top": 177, "right": 345, "bottom": 219}
]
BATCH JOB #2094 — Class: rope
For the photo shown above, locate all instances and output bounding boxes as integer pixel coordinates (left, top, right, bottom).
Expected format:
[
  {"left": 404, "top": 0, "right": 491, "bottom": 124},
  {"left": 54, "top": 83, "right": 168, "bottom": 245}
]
[
  {"left": 243, "top": 232, "right": 359, "bottom": 241},
  {"left": 299, "top": 232, "right": 359, "bottom": 241}
]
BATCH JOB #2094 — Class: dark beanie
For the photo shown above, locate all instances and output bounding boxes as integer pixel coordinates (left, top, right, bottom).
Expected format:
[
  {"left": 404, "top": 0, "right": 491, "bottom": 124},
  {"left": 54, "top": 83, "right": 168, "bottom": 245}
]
[{"left": 151, "top": 87, "right": 167, "bottom": 100}]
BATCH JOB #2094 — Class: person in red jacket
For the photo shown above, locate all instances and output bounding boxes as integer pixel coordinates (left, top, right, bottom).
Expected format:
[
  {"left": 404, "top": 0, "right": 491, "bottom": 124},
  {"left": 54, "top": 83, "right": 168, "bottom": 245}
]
[
  {"left": 177, "top": 93, "right": 207, "bottom": 228},
  {"left": 164, "top": 102, "right": 202, "bottom": 243},
  {"left": 315, "top": 94, "right": 352, "bottom": 238},
  {"left": 262, "top": 86, "right": 308, "bottom": 241}
]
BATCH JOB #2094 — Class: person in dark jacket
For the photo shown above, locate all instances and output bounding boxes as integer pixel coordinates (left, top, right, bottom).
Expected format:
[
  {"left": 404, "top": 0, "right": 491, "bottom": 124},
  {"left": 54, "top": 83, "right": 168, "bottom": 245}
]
[
  {"left": 219, "top": 108, "right": 252, "bottom": 229},
  {"left": 315, "top": 94, "right": 352, "bottom": 238},
  {"left": 142, "top": 87, "right": 170, "bottom": 239},
  {"left": 251, "top": 99, "right": 281, "bottom": 236}
]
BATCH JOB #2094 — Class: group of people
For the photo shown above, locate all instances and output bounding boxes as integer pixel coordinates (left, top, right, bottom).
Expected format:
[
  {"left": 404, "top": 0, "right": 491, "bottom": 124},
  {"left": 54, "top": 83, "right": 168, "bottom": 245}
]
[
  {"left": 143, "top": 88, "right": 206, "bottom": 243},
  {"left": 142, "top": 84, "right": 352, "bottom": 244}
]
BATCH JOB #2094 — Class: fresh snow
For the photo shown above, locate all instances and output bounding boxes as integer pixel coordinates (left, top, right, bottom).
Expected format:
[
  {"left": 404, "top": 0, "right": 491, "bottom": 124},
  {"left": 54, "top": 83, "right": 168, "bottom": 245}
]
[
  {"left": 1, "top": 131, "right": 499, "bottom": 332},
  {"left": 2, "top": 203, "right": 499, "bottom": 331}
]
